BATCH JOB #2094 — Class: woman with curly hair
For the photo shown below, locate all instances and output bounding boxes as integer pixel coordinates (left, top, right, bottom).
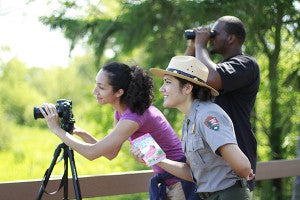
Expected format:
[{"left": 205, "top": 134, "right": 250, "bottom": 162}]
[{"left": 39, "top": 61, "right": 200, "bottom": 200}]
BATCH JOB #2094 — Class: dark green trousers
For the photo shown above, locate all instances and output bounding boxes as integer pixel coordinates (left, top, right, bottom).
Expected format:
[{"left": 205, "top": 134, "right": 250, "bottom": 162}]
[{"left": 204, "top": 186, "right": 251, "bottom": 200}]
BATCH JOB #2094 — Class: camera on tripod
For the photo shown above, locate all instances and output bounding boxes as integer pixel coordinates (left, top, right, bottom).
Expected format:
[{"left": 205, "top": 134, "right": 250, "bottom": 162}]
[
  {"left": 184, "top": 29, "right": 216, "bottom": 40},
  {"left": 33, "top": 99, "right": 75, "bottom": 133},
  {"left": 33, "top": 99, "right": 81, "bottom": 199}
]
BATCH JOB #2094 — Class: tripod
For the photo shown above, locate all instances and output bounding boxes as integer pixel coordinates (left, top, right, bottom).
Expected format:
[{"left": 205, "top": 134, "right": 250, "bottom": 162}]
[
  {"left": 36, "top": 142, "right": 82, "bottom": 200},
  {"left": 34, "top": 99, "right": 81, "bottom": 199}
]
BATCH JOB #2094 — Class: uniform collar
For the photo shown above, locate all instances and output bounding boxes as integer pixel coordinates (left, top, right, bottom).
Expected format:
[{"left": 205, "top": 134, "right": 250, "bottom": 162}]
[{"left": 185, "top": 99, "right": 201, "bottom": 123}]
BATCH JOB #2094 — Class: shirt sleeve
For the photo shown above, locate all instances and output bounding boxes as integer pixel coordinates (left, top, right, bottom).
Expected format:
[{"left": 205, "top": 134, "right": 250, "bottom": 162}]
[
  {"left": 216, "top": 56, "right": 258, "bottom": 93},
  {"left": 198, "top": 110, "right": 237, "bottom": 154},
  {"left": 118, "top": 109, "right": 143, "bottom": 128}
]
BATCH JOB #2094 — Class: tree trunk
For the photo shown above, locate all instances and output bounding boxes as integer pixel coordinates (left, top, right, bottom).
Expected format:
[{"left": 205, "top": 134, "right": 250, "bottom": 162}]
[
  {"left": 292, "top": 125, "right": 300, "bottom": 200},
  {"left": 267, "top": 3, "right": 284, "bottom": 199}
]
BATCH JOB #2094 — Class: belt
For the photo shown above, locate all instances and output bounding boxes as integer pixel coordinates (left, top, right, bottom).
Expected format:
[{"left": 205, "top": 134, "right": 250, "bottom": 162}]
[
  {"left": 198, "top": 179, "right": 248, "bottom": 199},
  {"left": 198, "top": 191, "right": 215, "bottom": 199}
]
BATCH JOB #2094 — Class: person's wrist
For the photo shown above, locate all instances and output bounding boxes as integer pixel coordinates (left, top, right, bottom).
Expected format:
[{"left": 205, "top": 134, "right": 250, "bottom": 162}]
[
  {"left": 53, "top": 127, "right": 64, "bottom": 135},
  {"left": 187, "top": 40, "right": 195, "bottom": 47},
  {"left": 72, "top": 131, "right": 78, "bottom": 136},
  {"left": 195, "top": 42, "right": 207, "bottom": 49}
]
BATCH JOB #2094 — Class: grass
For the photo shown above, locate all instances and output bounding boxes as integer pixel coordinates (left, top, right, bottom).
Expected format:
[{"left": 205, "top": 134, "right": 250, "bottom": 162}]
[{"left": 0, "top": 125, "right": 150, "bottom": 199}]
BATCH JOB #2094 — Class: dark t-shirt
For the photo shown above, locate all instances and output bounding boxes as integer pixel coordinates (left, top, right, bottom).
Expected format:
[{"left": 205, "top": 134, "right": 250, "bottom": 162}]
[{"left": 215, "top": 54, "right": 260, "bottom": 191}]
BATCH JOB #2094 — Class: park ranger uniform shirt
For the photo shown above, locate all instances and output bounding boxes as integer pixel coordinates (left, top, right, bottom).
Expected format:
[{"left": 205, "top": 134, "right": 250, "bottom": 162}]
[{"left": 182, "top": 100, "right": 240, "bottom": 192}]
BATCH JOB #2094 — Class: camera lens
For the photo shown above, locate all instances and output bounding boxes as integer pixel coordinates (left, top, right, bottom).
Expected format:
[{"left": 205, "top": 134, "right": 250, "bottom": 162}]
[{"left": 33, "top": 107, "right": 45, "bottom": 119}]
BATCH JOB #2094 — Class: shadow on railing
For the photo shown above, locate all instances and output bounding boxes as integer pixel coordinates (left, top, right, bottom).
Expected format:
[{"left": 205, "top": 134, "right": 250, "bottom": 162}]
[{"left": 1, "top": 159, "right": 300, "bottom": 200}]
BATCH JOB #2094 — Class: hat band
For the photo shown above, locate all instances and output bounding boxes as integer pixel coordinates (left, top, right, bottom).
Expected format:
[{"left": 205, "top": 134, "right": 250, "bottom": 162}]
[{"left": 167, "top": 68, "right": 205, "bottom": 83}]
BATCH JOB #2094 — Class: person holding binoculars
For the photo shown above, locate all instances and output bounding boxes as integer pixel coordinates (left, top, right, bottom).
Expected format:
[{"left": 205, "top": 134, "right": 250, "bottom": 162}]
[{"left": 184, "top": 16, "right": 260, "bottom": 194}]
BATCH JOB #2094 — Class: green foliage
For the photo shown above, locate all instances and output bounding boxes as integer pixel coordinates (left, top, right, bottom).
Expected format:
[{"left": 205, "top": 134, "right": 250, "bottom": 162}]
[
  {"left": 0, "top": 108, "right": 11, "bottom": 151},
  {"left": 254, "top": 177, "right": 295, "bottom": 200},
  {"left": 87, "top": 193, "right": 148, "bottom": 200},
  {"left": 0, "top": 59, "right": 42, "bottom": 125},
  {"left": 0, "top": 55, "right": 151, "bottom": 184}
]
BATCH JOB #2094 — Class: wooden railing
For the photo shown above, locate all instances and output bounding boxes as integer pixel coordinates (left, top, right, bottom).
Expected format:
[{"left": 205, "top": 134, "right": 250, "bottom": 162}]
[{"left": 1, "top": 159, "right": 300, "bottom": 200}]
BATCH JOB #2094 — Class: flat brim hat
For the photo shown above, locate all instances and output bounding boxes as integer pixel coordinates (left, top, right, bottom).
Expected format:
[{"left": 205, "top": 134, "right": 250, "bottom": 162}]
[{"left": 150, "top": 56, "right": 219, "bottom": 96}]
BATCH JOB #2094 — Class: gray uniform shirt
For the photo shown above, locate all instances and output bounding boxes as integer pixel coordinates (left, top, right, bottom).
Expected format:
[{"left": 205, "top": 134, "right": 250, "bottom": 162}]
[{"left": 182, "top": 100, "right": 239, "bottom": 192}]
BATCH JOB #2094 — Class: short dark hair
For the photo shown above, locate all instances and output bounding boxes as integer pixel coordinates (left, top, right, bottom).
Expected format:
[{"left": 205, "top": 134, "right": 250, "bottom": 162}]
[
  {"left": 218, "top": 16, "right": 246, "bottom": 44},
  {"left": 102, "top": 62, "right": 154, "bottom": 115},
  {"left": 176, "top": 77, "right": 214, "bottom": 102}
]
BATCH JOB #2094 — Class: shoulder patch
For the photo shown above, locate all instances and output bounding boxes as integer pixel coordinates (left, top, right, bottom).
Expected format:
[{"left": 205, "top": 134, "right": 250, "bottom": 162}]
[{"left": 204, "top": 116, "right": 220, "bottom": 131}]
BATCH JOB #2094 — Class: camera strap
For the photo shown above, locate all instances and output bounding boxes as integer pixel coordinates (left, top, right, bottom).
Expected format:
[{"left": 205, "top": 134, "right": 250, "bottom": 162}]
[
  {"left": 40, "top": 166, "right": 68, "bottom": 195},
  {"left": 39, "top": 157, "right": 68, "bottom": 195}
]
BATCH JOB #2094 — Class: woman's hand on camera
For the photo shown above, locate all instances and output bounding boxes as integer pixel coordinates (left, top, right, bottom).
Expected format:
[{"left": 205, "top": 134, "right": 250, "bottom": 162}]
[
  {"left": 72, "top": 126, "right": 87, "bottom": 136},
  {"left": 39, "top": 103, "right": 61, "bottom": 134},
  {"left": 72, "top": 126, "right": 98, "bottom": 144}
]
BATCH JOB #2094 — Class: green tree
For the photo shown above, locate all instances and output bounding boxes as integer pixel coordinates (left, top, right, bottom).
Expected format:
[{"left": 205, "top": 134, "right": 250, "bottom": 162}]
[
  {"left": 0, "top": 59, "right": 42, "bottom": 125},
  {"left": 239, "top": 1, "right": 299, "bottom": 199}
]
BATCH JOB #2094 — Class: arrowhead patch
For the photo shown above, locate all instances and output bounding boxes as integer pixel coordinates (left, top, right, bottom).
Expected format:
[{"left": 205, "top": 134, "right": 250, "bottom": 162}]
[{"left": 204, "top": 116, "right": 220, "bottom": 131}]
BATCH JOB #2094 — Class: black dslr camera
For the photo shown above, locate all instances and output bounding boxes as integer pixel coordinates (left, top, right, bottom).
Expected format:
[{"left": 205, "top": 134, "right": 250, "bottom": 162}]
[
  {"left": 184, "top": 29, "right": 216, "bottom": 40},
  {"left": 33, "top": 99, "right": 75, "bottom": 133}
]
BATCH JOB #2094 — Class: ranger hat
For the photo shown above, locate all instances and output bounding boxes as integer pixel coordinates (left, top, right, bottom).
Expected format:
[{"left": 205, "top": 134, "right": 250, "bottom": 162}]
[{"left": 150, "top": 56, "right": 219, "bottom": 96}]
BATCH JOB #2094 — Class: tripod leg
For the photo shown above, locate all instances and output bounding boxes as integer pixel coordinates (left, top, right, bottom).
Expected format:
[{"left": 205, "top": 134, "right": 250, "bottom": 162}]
[
  {"left": 67, "top": 147, "right": 82, "bottom": 200},
  {"left": 36, "top": 143, "right": 64, "bottom": 200},
  {"left": 63, "top": 145, "right": 69, "bottom": 200}
]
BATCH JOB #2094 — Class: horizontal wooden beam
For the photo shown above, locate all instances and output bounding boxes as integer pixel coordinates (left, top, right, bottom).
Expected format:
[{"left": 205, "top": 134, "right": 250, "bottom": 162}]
[
  {"left": 0, "top": 170, "right": 154, "bottom": 200},
  {"left": 0, "top": 159, "right": 300, "bottom": 200},
  {"left": 255, "top": 159, "right": 300, "bottom": 180}
]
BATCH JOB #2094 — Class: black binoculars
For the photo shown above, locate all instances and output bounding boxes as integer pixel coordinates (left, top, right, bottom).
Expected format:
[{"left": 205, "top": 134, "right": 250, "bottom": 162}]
[{"left": 184, "top": 29, "right": 216, "bottom": 40}]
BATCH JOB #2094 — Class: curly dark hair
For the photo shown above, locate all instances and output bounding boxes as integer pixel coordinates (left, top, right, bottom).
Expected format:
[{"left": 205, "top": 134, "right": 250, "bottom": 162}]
[
  {"left": 176, "top": 77, "right": 214, "bottom": 102},
  {"left": 102, "top": 62, "right": 154, "bottom": 115}
]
